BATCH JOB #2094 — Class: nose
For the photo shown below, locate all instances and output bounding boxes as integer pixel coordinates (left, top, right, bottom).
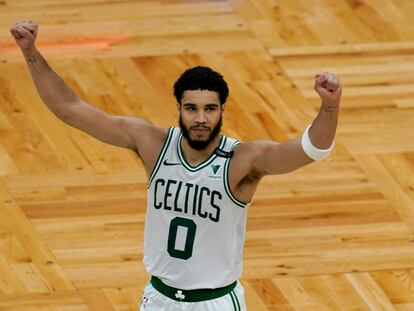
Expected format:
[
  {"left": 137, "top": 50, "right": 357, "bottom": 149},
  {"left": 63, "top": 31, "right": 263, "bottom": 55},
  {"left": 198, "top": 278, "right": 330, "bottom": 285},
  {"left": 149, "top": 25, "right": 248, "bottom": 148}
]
[{"left": 195, "top": 110, "right": 207, "bottom": 123}]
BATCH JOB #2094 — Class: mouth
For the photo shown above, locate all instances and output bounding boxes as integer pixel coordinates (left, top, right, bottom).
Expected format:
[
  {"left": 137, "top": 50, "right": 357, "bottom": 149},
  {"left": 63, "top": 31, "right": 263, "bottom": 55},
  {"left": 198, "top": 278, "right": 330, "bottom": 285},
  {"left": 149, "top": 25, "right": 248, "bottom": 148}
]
[{"left": 191, "top": 127, "right": 210, "bottom": 136}]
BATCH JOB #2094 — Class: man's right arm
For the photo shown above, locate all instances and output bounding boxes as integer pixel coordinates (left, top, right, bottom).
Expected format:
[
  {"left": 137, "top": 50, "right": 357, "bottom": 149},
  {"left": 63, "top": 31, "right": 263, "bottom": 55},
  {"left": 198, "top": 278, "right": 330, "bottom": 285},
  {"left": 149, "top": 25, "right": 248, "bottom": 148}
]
[{"left": 11, "top": 21, "right": 160, "bottom": 154}]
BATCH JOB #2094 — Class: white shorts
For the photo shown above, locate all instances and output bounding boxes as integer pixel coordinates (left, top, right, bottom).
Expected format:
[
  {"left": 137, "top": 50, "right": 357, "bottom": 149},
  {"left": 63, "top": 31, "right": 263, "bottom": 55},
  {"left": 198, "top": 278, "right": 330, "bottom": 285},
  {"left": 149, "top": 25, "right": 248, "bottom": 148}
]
[{"left": 139, "top": 280, "right": 247, "bottom": 311}]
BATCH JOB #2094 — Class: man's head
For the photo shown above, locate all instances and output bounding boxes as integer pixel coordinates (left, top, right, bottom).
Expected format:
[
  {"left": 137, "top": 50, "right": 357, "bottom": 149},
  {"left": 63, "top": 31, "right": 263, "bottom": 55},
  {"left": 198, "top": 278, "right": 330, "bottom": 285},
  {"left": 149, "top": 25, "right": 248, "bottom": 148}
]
[
  {"left": 173, "top": 66, "right": 229, "bottom": 105},
  {"left": 174, "top": 66, "right": 229, "bottom": 150}
]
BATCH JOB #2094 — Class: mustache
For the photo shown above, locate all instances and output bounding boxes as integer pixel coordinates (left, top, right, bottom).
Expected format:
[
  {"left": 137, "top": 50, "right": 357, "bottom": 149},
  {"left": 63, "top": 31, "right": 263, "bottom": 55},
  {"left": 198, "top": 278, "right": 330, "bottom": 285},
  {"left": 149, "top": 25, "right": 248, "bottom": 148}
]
[
  {"left": 179, "top": 114, "right": 223, "bottom": 151},
  {"left": 190, "top": 125, "right": 210, "bottom": 130}
]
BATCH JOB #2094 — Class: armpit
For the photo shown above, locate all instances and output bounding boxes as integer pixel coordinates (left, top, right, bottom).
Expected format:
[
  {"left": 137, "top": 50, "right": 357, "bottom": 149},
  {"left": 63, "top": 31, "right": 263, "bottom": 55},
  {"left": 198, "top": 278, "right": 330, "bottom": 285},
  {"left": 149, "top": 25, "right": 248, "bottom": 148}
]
[{"left": 239, "top": 169, "right": 264, "bottom": 186}]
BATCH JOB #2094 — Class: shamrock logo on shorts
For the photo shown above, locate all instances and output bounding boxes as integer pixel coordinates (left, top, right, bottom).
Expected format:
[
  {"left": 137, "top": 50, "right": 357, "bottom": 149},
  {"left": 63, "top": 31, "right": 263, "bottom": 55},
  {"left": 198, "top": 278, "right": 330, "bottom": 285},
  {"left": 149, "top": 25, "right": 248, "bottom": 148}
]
[{"left": 175, "top": 290, "right": 185, "bottom": 300}]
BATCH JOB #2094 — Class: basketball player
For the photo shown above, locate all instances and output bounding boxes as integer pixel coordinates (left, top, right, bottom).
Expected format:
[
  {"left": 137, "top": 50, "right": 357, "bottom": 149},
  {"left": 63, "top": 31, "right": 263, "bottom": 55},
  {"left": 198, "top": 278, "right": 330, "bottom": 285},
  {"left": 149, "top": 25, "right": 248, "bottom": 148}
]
[{"left": 11, "top": 21, "right": 341, "bottom": 311}]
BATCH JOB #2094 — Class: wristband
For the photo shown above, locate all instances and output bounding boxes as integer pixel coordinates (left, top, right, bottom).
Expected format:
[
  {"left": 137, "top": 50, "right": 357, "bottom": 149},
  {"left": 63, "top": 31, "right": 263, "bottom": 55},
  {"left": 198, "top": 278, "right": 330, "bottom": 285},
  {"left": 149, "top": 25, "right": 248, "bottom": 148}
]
[{"left": 301, "top": 125, "right": 334, "bottom": 161}]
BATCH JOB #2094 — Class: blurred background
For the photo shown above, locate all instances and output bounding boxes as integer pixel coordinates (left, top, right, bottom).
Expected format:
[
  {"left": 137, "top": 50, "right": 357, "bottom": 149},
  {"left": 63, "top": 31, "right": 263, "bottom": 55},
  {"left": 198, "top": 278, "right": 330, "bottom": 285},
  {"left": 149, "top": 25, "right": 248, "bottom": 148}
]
[{"left": 1, "top": 0, "right": 414, "bottom": 310}]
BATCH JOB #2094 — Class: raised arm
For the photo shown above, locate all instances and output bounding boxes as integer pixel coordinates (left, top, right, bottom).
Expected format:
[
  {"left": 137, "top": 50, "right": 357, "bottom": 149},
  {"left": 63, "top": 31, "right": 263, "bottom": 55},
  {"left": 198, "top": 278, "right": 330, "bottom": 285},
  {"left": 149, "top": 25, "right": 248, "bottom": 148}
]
[
  {"left": 10, "top": 20, "right": 163, "bottom": 155},
  {"left": 245, "top": 72, "right": 341, "bottom": 176}
]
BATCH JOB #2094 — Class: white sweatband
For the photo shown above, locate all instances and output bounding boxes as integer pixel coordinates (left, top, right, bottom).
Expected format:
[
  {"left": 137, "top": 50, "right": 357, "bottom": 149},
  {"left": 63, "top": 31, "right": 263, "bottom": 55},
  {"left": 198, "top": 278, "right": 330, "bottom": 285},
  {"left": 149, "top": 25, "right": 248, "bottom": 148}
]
[{"left": 301, "top": 125, "right": 334, "bottom": 161}]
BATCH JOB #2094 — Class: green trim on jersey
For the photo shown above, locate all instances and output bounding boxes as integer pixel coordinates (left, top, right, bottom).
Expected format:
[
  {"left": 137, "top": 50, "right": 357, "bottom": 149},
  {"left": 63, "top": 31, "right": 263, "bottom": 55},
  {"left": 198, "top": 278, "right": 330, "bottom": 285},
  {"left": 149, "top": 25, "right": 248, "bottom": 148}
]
[
  {"left": 177, "top": 131, "right": 226, "bottom": 172},
  {"left": 147, "top": 127, "right": 174, "bottom": 188},
  {"left": 223, "top": 141, "right": 249, "bottom": 208}
]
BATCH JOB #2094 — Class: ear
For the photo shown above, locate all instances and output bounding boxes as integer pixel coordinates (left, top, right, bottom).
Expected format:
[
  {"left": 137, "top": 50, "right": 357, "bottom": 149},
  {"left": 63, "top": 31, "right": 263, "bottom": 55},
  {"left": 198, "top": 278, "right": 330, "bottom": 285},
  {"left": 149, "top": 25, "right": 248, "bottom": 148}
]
[
  {"left": 176, "top": 103, "right": 181, "bottom": 112},
  {"left": 221, "top": 104, "right": 226, "bottom": 113}
]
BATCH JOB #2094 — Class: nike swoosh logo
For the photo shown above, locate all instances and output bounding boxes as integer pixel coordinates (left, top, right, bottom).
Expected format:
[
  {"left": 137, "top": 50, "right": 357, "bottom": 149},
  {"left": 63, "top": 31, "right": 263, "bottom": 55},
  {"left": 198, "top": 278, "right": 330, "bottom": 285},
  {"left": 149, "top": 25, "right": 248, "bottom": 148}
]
[{"left": 163, "top": 159, "right": 181, "bottom": 166}]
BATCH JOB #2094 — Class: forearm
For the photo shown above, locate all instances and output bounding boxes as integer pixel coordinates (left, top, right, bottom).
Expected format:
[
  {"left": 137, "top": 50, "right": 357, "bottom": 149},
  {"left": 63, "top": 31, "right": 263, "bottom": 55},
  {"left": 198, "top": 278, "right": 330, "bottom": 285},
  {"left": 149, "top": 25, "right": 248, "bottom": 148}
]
[
  {"left": 308, "top": 103, "right": 339, "bottom": 149},
  {"left": 21, "top": 45, "right": 78, "bottom": 118}
]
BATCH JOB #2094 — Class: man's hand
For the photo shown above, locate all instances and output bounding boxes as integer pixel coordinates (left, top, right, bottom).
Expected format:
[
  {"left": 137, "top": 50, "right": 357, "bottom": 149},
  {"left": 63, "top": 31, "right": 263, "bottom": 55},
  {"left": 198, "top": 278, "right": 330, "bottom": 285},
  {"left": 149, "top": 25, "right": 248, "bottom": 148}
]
[
  {"left": 10, "top": 20, "right": 38, "bottom": 51},
  {"left": 314, "top": 72, "right": 342, "bottom": 111}
]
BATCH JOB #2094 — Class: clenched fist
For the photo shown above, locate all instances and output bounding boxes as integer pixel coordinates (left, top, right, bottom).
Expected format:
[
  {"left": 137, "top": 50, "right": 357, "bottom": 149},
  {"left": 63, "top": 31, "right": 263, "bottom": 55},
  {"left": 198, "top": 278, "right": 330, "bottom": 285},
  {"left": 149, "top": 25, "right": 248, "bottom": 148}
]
[
  {"left": 314, "top": 72, "right": 342, "bottom": 110},
  {"left": 10, "top": 20, "right": 38, "bottom": 51}
]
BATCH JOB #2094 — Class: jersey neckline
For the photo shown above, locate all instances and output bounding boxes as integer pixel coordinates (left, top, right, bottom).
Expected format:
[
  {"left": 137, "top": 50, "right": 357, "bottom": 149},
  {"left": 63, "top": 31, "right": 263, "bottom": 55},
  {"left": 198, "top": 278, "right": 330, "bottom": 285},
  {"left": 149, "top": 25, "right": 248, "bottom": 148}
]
[{"left": 176, "top": 130, "right": 226, "bottom": 172}]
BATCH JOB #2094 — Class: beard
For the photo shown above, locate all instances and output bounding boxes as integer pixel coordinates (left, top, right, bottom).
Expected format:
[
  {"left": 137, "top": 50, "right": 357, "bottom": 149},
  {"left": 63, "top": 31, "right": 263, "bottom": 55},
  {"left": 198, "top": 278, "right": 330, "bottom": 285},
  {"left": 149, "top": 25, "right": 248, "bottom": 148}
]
[{"left": 179, "top": 115, "right": 222, "bottom": 151}]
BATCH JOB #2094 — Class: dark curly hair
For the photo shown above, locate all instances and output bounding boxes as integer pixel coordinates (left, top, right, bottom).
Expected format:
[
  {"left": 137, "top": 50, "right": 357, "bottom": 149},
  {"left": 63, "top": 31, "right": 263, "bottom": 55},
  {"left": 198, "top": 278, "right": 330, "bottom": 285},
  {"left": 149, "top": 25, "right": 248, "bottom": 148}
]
[{"left": 173, "top": 66, "right": 229, "bottom": 105}]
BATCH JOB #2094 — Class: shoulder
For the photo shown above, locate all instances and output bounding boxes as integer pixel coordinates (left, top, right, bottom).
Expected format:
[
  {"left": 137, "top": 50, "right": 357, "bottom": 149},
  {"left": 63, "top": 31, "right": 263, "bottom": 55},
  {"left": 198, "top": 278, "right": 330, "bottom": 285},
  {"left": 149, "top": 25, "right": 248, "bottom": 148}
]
[
  {"left": 125, "top": 119, "right": 170, "bottom": 159},
  {"left": 126, "top": 120, "right": 169, "bottom": 147},
  {"left": 232, "top": 140, "right": 279, "bottom": 160},
  {"left": 228, "top": 140, "right": 276, "bottom": 180},
  {"left": 233, "top": 139, "right": 283, "bottom": 176}
]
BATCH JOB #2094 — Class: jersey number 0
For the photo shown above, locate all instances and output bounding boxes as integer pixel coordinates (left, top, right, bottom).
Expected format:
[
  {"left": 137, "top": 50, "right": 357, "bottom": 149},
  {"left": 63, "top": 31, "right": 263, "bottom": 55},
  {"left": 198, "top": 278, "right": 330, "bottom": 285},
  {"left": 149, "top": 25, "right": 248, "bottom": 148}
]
[{"left": 167, "top": 217, "right": 197, "bottom": 260}]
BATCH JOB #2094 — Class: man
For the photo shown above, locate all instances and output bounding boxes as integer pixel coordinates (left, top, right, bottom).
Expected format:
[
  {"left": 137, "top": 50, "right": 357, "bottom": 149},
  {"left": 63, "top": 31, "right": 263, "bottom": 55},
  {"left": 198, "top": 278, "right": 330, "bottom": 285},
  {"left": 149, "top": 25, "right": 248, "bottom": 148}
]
[{"left": 10, "top": 21, "right": 341, "bottom": 311}]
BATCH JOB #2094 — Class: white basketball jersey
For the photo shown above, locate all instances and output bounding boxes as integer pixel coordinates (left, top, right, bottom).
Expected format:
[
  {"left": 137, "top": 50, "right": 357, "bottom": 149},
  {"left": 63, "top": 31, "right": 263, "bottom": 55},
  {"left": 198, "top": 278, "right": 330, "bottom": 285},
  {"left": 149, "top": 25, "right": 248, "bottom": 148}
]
[{"left": 143, "top": 127, "right": 250, "bottom": 290}]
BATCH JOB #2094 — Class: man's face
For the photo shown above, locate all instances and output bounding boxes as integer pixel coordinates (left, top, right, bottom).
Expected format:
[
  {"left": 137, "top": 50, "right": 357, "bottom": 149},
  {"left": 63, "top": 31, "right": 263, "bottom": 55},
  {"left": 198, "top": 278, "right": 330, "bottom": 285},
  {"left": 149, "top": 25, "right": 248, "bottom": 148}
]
[{"left": 178, "top": 90, "right": 224, "bottom": 151}]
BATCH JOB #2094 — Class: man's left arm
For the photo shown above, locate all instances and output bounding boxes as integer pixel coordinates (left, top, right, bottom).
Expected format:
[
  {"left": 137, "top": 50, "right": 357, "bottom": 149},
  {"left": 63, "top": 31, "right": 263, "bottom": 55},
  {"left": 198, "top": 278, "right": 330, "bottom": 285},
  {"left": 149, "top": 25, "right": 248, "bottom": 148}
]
[
  {"left": 307, "top": 72, "right": 341, "bottom": 149},
  {"left": 249, "top": 72, "right": 342, "bottom": 175}
]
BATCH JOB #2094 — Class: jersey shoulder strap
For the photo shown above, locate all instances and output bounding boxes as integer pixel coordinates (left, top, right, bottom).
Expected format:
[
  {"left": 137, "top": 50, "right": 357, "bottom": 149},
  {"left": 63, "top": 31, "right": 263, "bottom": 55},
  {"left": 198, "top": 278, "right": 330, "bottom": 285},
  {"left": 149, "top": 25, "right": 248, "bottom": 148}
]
[
  {"left": 214, "top": 135, "right": 240, "bottom": 158},
  {"left": 147, "top": 127, "right": 178, "bottom": 187}
]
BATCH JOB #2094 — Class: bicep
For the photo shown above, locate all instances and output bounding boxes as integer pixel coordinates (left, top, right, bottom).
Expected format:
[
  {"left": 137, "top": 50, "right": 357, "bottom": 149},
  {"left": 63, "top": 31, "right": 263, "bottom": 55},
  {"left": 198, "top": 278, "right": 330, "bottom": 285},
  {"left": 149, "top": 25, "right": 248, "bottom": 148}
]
[
  {"left": 61, "top": 99, "right": 149, "bottom": 151},
  {"left": 251, "top": 138, "right": 314, "bottom": 175}
]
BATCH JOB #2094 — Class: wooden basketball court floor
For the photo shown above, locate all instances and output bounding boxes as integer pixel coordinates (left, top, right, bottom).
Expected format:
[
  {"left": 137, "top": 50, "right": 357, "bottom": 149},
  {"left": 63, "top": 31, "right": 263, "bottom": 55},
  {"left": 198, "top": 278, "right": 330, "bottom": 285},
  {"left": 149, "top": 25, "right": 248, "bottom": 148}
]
[{"left": 1, "top": 0, "right": 414, "bottom": 310}]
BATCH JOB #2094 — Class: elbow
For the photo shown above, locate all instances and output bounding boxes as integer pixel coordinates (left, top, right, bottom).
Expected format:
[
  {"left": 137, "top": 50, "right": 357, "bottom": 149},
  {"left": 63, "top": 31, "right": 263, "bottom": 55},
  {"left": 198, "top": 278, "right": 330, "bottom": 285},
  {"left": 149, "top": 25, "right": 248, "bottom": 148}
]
[
  {"left": 52, "top": 100, "right": 81, "bottom": 124},
  {"left": 51, "top": 107, "right": 72, "bottom": 123}
]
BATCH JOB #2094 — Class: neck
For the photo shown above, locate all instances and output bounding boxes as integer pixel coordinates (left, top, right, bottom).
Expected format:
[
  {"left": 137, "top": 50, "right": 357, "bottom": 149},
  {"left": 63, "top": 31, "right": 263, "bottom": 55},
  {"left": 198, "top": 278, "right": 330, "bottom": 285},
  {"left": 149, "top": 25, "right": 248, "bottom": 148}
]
[{"left": 181, "top": 135, "right": 221, "bottom": 166}]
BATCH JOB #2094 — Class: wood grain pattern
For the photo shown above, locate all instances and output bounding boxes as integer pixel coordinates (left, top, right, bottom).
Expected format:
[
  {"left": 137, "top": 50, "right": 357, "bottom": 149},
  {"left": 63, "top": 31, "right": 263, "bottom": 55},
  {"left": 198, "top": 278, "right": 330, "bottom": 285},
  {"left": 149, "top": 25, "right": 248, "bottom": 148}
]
[{"left": 1, "top": 0, "right": 414, "bottom": 310}]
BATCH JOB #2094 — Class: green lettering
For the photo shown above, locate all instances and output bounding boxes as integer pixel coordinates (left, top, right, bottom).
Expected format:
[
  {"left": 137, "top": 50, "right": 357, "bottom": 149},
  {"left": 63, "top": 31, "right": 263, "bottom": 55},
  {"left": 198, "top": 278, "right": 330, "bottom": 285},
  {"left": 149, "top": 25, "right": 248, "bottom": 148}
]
[
  {"left": 164, "top": 179, "right": 176, "bottom": 210},
  {"left": 173, "top": 181, "right": 183, "bottom": 212},
  {"left": 197, "top": 187, "right": 209, "bottom": 219},
  {"left": 184, "top": 183, "right": 193, "bottom": 214},
  {"left": 209, "top": 190, "right": 222, "bottom": 222},
  {"left": 154, "top": 179, "right": 165, "bottom": 209},
  {"left": 192, "top": 184, "right": 199, "bottom": 216}
]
